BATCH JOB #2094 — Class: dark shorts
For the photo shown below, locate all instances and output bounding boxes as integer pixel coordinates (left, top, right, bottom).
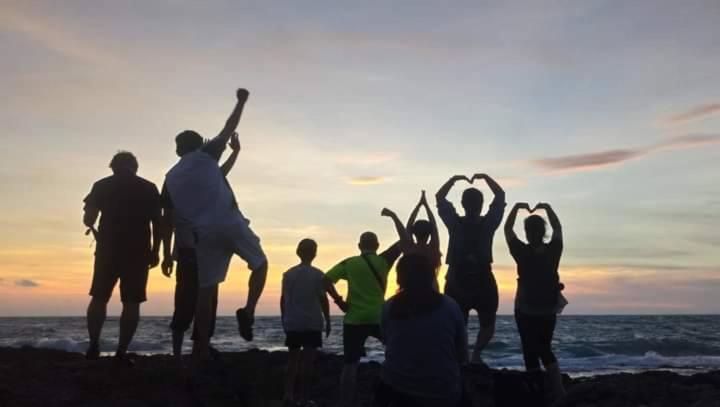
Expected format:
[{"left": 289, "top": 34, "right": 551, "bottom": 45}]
[
  {"left": 89, "top": 253, "right": 149, "bottom": 303},
  {"left": 445, "top": 266, "right": 498, "bottom": 326},
  {"left": 169, "top": 248, "right": 217, "bottom": 338},
  {"left": 343, "top": 323, "right": 382, "bottom": 364},
  {"left": 285, "top": 331, "right": 323, "bottom": 350}
]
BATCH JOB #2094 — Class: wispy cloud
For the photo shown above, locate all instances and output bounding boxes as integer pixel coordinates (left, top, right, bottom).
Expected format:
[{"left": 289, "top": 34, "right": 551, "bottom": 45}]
[
  {"left": 531, "top": 134, "right": 720, "bottom": 173},
  {"left": 666, "top": 103, "right": 720, "bottom": 124},
  {"left": 347, "top": 176, "right": 388, "bottom": 186},
  {"left": 15, "top": 279, "right": 39, "bottom": 288},
  {"left": 0, "top": 5, "right": 120, "bottom": 66}
]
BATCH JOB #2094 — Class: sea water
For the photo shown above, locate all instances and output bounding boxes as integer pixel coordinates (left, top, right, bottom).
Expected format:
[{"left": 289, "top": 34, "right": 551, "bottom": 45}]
[{"left": 1, "top": 315, "right": 719, "bottom": 376}]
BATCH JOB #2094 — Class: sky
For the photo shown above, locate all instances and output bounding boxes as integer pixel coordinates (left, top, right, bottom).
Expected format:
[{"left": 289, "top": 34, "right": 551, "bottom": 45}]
[{"left": 0, "top": 0, "right": 719, "bottom": 316}]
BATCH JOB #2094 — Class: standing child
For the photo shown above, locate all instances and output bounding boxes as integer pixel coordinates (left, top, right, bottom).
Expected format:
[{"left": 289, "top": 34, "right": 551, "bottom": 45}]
[{"left": 281, "top": 239, "right": 331, "bottom": 407}]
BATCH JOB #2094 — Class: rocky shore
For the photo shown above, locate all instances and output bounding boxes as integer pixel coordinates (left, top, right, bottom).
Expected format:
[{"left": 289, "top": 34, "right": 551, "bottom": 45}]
[{"left": 1, "top": 347, "right": 719, "bottom": 407}]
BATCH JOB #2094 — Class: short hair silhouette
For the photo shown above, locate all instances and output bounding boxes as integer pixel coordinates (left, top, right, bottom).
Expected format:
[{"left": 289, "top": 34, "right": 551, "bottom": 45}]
[
  {"left": 461, "top": 188, "right": 484, "bottom": 216},
  {"left": 358, "top": 231, "right": 379, "bottom": 252},
  {"left": 296, "top": 238, "right": 317, "bottom": 263},
  {"left": 397, "top": 253, "right": 434, "bottom": 291},
  {"left": 410, "top": 219, "right": 432, "bottom": 243},
  {"left": 524, "top": 214, "right": 547, "bottom": 244},
  {"left": 175, "top": 130, "right": 204, "bottom": 156},
  {"left": 109, "top": 151, "right": 138, "bottom": 174}
]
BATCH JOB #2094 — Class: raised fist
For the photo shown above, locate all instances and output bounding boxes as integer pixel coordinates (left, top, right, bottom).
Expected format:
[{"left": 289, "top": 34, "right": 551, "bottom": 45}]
[{"left": 236, "top": 88, "right": 250, "bottom": 103}]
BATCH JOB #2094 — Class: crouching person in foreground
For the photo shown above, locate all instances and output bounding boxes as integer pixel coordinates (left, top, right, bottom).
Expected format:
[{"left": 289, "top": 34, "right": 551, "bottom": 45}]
[{"left": 375, "top": 254, "right": 470, "bottom": 407}]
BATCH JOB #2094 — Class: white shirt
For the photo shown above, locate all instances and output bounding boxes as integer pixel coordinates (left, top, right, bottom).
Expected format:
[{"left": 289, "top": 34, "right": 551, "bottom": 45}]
[
  {"left": 282, "top": 264, "right": 326, "bottom": 332},
  {"left": 166, "top": 150, "right": 249, "bottom": 249}
]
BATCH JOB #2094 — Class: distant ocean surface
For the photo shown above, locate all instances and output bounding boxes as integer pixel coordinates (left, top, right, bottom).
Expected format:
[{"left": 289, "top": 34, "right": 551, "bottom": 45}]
[{"left": 2, "top": 315, "right": 720, "bottom": 376}]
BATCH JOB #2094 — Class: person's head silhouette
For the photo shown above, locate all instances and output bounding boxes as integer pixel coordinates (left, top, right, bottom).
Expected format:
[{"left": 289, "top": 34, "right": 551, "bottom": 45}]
[
  {"left": 109, "top": 151, "right": 138, "bottom": 175},
  {"left": 358, "top": 231, "right": 379, "bottom": 254},
  {"left": 175, "top": 130, "right": 204, "bottom": 156},
  {"left": 396, "top": 253, "right": 434, "bottom": 292},
  {"left": 296, "top": 238, "right": 317, "bottom": 263},
  {"left": 410, "top": 220, "right": 432, "bottom": 244},
  {"left": 524, "top": 214, "right": 547, "bottom": 245},
  {"left": 461, "top": 188, "right": 484, "bottom": 217}
]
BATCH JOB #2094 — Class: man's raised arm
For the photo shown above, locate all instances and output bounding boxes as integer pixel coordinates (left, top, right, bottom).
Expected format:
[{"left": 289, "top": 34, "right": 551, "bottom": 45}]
[
  {"left": 204, "top": 88, "right": 250, "bottom": 161},
  {"left": 472, "top": 173, "right": 505, "bottom": 202},
  {"left": 435, "top": 175, "right": 469, "bottom": 203}
]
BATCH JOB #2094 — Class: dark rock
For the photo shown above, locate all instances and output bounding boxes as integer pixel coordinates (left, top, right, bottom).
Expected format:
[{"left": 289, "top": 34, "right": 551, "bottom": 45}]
[{"left": 1, "top": 347, "right": 719, "bottom": 407}]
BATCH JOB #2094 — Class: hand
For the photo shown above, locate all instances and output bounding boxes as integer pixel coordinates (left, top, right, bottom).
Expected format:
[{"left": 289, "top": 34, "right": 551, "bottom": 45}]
[
  {"left": 419, "top": 190, "right": 428, "bottom": 205},
  {"left": 335, "top": 298, "right": 349, "bottom": 313},
  {"left": 471, "top": 173, "right": 487, "bottom": 182},
  {"left": 229, "top": 132, "right": 241, "bottom": 152},
  {"left": 148, "top": 251, "right": 160, "bottom": 269},
  {"left": 381, "top": 208, "right": 395, "bottom": 217},
  {"left": 535, "top": 202, "right": 551, "bottom": 211},
  {"left": 236, "top": 88, "right": 249, "bottom": 104},
  {"left": 517, "top": 202, "right": 531, "bottom": 211},
  {"left": 161, "top": 256, "right": 174, "bottom": 277},
  {"left": 325, "top": 321, "right": 332, "bottom": 338}
]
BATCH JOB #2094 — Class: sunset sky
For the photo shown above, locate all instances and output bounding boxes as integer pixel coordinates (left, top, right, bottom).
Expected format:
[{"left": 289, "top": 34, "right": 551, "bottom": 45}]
[{"left": 1, "top": 0, "right": 719, "bottom": 316}]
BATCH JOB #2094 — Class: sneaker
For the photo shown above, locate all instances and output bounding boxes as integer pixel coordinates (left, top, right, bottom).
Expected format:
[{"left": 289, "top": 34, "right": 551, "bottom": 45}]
[{"left": 235, "top": 308, "right": 254, "bottom": 342}]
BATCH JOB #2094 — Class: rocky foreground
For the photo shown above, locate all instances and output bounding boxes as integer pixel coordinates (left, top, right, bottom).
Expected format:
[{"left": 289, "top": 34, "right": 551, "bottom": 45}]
[{"left": 1, "top": 347, "right": 719, "bottom": 407}]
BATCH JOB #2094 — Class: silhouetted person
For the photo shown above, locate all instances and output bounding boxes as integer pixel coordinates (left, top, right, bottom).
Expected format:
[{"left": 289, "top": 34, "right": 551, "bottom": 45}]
[
  {"left": 381, "top": 192, "right": 442, "bottom": 289},
  {"left": 436, "top": 173, "right": 505, "bottom": 365},
  {"left": 375, "top": 254, "right": 469, "bottom": 407},
  {"left": 281, "top": 239, "right": 331, "bottom": 407},
  {"left": 163, "top": 88, "right": 268, "bottom": 364},
  {"left": 505, "top": 202, "right": 566, "bottom": 400},
  {"left": 323, "top": 232, "right": 401, "bottom": 407},
  {"left": 83, "top": 151, "right": 161, "bottom": 365},
  {"left": 160, "top": 132, "right": 242, "bottom": 364}
]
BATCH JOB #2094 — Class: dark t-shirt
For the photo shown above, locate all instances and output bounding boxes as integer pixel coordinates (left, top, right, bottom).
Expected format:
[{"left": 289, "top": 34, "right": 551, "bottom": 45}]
[
  {"left": 437, "top": 197, "right": 505, "bottom": 270},
  {"left": 84, "top": 174, "right": 161, "bottom": 259},
  {"left": 508, "top": 238, "right": 563, "bottom": 308}
]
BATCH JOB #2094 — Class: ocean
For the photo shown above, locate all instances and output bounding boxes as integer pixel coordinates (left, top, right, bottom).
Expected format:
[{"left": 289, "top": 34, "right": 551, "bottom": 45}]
[{"left": 2, "top": 315, "right": 719, "bottom": 377}]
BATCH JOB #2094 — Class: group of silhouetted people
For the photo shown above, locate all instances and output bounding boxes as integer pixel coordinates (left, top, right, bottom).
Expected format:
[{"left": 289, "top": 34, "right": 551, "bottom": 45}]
[{"left": 82, "top": 87, "right": 567, "bottom": 407}]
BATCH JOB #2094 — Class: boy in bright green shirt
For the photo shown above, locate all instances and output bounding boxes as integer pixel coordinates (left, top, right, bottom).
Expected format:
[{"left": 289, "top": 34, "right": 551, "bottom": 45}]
[{"left": 324, "top": 231, "right": 401, "bottom": 407}]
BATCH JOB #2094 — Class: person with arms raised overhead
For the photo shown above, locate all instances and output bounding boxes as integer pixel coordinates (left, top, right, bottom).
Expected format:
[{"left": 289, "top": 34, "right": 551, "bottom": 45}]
[
  {"left": 381, "top": 190, "right": 442, "bottom": 288},
  {"left": 162, "top": 88, "right": 268, "bottom": 365},
  {"left": 281, "top": 239, "right": 331, "bottom": 407},
  {"left": 505, "top": 202, "right": 566, "bottom": 401},
  {"left": 375, "top": 254, "right": 469, "bottom": 407},
  {"left": 83, "top": 151, "right": 162, "bottom": 366},
  {"left": 160, "top": 131, "right": 243, "bottom": 364},
  {"left": 323, "top": 232, "right": 401, "bottom": 407},
  {"left": 436, "top": 173, "right": 506, "bottom": 366}
]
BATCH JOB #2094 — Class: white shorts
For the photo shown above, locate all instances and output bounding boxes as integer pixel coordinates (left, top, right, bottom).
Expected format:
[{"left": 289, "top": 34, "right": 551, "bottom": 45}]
[{"left": 195, "top": 218, "right": 267, "bottom": 287}]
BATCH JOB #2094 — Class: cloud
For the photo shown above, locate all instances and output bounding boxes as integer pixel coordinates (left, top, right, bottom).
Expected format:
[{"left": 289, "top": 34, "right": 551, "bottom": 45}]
[
  {"left": 14, "top": 279, "right": 39, "bottom": 288},
  {"left": 347, "top": 176, "right": 388, "bottom": 186},
  {"left": 666, "top": 103, "right": 720, "bottom": 124},
  {"left": 531, "top": 149, "right": 646, "bottom": 172},
  {"left": 531, "top": 134, "right": 720, "bottom": 173},
  {"left": 656, "top": 134, "right": 720, "bottom": 150},
  {"left": 0, "top": 5, "right": 121, "bottom": 66}
]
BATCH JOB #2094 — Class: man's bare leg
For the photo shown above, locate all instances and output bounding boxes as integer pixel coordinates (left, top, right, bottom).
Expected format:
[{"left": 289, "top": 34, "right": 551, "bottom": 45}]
[
  {"left": 116, "top": 302, "right": 140, "bottom": 357},
  {"left": 471, "top": 317, "right": 496, "bottom": 364},
  {"left": 86, "top": 297, "right": 107, "bottom": 359},
  {"left": 193, "top": 284, "right": 218, "bottom": 365},
  {"left": 244, "top": 261, "right": 268, "bottom": 319}
]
